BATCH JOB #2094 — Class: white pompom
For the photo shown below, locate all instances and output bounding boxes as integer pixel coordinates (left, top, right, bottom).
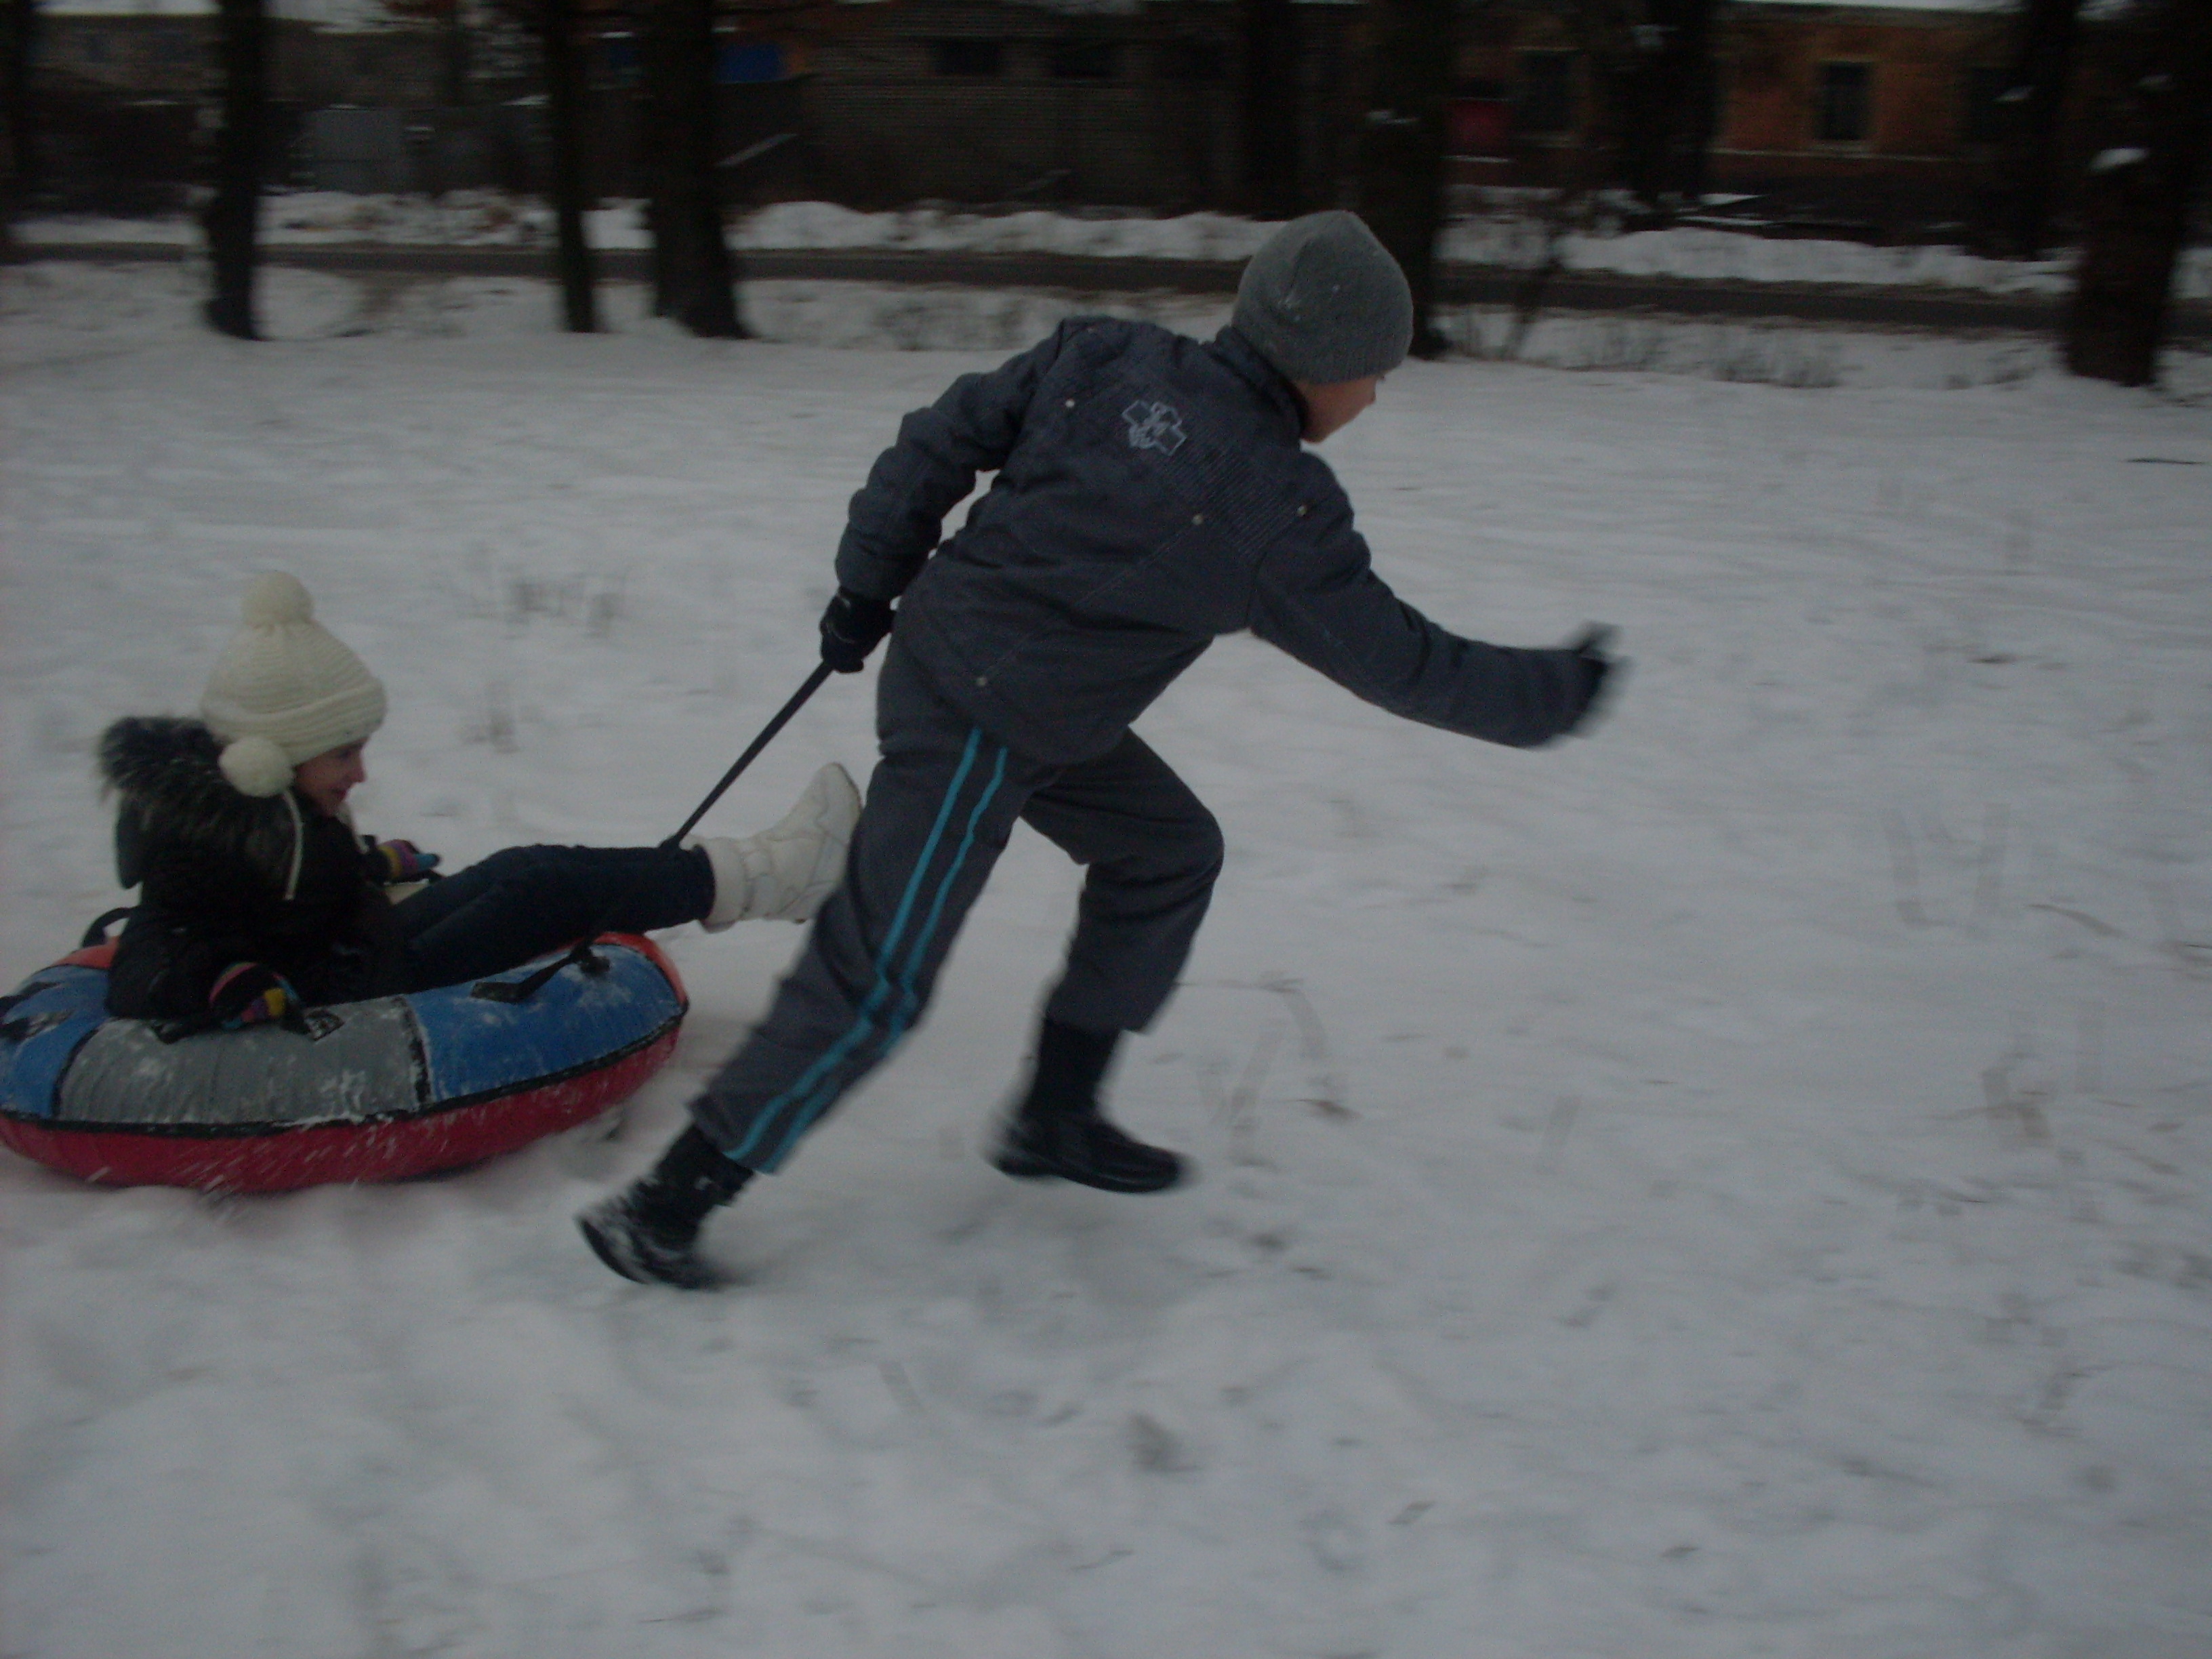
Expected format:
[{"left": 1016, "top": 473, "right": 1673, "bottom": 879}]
[
  {"left": 219, "top": 735, "right": 295, "bottom": 798},
  {"left": 241, "top": 571, "right": 313, "bottom": 627}
]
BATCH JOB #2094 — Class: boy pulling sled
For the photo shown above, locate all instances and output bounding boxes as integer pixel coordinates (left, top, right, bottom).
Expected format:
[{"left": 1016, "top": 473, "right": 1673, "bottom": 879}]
[{"left": 582, "top": 211, "right": 1620, "bottom": 1288}]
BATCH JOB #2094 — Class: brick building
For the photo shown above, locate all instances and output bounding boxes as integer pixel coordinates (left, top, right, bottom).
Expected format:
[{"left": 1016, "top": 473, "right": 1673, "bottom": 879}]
[
  {"left": 16, "top": 0, "right": 2135, "bottom": 230},
  {"left": 34, "top": 8, "right": 226, "bottom": 98},
  {"left": 797, "top": 0, "right": 2020, "bottom": 215},
  {"left": 1718, "top": 0, "right": 2012, "bottom": 182},
  {"left": 1450, "top": 0, "right": 2015, "bottom": 217},
  {"left": 33, "top": 3, "right": 449, "bottom": 105},
  {"left": 791, "top": 0, "right": 1358, "bottom": 210}
]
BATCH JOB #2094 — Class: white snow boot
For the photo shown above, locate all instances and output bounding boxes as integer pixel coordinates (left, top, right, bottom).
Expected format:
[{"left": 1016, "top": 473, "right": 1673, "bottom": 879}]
[{"left": 692, "top": 762, "right": 861, "bottom": 928}]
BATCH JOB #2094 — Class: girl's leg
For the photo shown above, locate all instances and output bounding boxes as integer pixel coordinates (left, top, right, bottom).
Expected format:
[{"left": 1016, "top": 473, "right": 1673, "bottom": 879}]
[{"left": 390, "top": 844, "right": 713, "bottom": 991}]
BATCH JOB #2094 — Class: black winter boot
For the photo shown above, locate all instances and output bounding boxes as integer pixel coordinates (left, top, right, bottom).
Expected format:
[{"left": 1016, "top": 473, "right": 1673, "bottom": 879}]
[
  {"left": 992, "top": 1019, "right": 1186, "bottom": 1193},
  {"left": 577, "top": 1124, "right": 752, "bottom": 1290}
]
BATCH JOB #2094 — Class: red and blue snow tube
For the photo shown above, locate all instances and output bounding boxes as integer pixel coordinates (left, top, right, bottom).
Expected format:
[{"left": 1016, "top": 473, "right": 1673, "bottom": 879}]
[{"left": 0, "top": 935, "right": 687, "bottom": 1193}]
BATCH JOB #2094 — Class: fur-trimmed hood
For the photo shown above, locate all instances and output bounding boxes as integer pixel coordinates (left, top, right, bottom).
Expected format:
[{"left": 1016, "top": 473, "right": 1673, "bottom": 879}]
[{"left": 99, "top": 715, "right": 305, "bottom": 894}]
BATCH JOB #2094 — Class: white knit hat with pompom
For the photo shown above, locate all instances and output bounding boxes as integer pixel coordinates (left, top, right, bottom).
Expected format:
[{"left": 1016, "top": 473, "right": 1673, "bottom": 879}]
[{"left": 200, "top": 573, "right": 387, "bottom": 798}]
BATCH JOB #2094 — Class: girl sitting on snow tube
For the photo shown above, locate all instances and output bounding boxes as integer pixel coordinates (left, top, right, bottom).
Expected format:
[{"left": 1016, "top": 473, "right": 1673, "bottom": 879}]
[{"left": 101, "top": 571, "right": 861, "bottom": 1035}]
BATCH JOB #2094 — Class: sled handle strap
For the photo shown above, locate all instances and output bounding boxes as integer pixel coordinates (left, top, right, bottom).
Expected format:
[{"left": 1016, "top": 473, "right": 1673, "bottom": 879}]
[
  {"left": 81, "top": 907, "right": 134, "bottom": 948},
  {"left": 664, "top": 661, "right": 836, "bottom": 850},
  {"left": 472, "top": 939, "right": 611, "bottom": 1004}
]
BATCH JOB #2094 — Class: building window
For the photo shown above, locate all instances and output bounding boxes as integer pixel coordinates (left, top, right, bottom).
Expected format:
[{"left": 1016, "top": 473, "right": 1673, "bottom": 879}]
[
  {"left": 1050, "top": 40, "right": 1115, "bottom": 80},
  {"left": 930, "top": 39, "right": 1004, "bottom": 77},
  {"left": 600, "top": 33, "right": 640, "bottom": 84},
  {"left": 716, "top": 41, "right": 783, "bottom": 84},
  {"left": 1816, "top": 61, "right": 1873, "bottom": 144},
  {"left": 1448, "top": 79, "right": 1511, "bottom": 158},
  {"left": 1160, "top": 39, "right": 1225, "bottom": 83},
  {"left": 1962, "top": 65, "right": 2009, "bottom": 144},
  {"left": 1516, "top": 51, "right": 1576, "bottom": 137}
]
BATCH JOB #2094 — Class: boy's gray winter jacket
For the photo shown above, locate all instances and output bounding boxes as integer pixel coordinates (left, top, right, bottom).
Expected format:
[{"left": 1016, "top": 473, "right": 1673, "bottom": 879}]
[{"left": 836, "top": 319, "right": 1596, "bottom": 766}]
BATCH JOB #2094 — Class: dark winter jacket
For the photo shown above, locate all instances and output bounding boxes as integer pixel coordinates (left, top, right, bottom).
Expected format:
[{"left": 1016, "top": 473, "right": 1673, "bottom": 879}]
[
  {"left": 96, "top": 716, "right": 407, "bottom": 1020},
  {"left": 836, "top": 318, "right": 1597, "bottom": 766}
]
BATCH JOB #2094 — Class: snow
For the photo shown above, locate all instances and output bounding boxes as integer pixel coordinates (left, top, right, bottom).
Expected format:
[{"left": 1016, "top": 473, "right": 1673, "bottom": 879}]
[
  {"left": 4, "top": 260, "right": 2211, "bottom": 1659},
  {"left": 22, "top": 196, "right": 2212, "bottom": 303}
]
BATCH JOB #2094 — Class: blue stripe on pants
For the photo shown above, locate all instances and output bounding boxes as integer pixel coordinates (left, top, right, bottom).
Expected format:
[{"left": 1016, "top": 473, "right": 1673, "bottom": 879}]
[
  {"left": 887, "top": 743, "right": 1008, "bottom": 1045},
  {"left": 729, "top": 729, "right": 1006, "bottom": 1169},
  {"left": 760, "top": 741, "right": 1008, "bottom": 1170}
]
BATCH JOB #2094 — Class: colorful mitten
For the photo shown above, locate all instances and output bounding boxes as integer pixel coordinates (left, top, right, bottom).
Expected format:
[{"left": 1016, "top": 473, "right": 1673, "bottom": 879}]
[
  {"left": 209, "top": 962, "right": 304, "bottom": 1031},
  {"left": 368, "top": 840, "right": 442, "bottom": 884}
]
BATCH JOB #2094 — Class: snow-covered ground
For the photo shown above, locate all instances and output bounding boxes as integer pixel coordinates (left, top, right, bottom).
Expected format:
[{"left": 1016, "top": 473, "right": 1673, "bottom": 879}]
[
  {"left": 22, "top": 193, "right": 2212, "bottom": 302},
  {"left": 3, "top": 262, "right": 2209, "bottom": 1659}
]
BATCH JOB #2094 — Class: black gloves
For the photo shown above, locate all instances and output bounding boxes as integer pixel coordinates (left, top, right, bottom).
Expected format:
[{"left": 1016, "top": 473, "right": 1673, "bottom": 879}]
[
  {"left": 1561, "top": 623, "right": 1623, "bottom": 736},
  {"left": 819, "top": 588, "right": 895, "bottom": 674}
]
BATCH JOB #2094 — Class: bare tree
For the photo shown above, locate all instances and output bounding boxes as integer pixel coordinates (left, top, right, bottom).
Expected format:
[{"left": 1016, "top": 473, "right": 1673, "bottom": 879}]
[
  {"left": 537, "top": 0, "right": 598, "bottom": 331},
  {"left": 1490, "top": 0, "right": 1723, "bottom": 358},
  {"left": 441, "top": 0, "right": 472, "bottom": 106},
  {"left": 1242, "top": 0, "right": 1300, "bottom": 218},
  {"left": 1992, "top": 0, "right": 2087, "bottom": 257},
  {"left": 1616, "top": 0, "right": 1719, "bottom": 209},
  {"left": 1504, "top": 0, "right": 1633, "bottom": 356},
  {"left": 2064, "top": 0, "right": 2212, "bottom": 386},
  {"left": 203, "top": 0, "right": 269, "bottom": 340},
  {"left": 2, "top": 0, "right": 36, "bottom": 239},
  {"left": 640, "top": 0, "right": 743, "bottom": 336},
  {"left": 1357, "top": 0, "right": 1454, "bottom": 356}
]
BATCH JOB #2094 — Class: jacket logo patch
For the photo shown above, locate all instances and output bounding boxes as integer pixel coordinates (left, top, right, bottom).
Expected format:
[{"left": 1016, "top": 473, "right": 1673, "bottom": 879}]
[{"left": 1122, "top": 401, "right": 1187, "bottom": 455}]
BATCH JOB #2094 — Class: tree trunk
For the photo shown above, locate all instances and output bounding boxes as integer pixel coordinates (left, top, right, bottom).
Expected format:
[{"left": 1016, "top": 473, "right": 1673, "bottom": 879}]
[
  {"left": 1669, "top": 0, "right": 1719, "bottom": 202},
  {"left": 1616, "top": 0, "right": 1717, "bottom": 207},
  {"left": 640, "top": 0, "right": 743, "bottom": 337},
  {"left": 1995, "top": 0, "right": 2085, "bottom": 258},
  {"left": 1505, "top": 4, "right": 1624, "bottom": 359},
  {"left": 1357, "top": 0, "right": 1453, "bottom": 356},
  {"left": 441, "top": 0, "right": 471, "bottom": 109},
  {"left": 539, "top": 0, "right": 598, "bottom": 332},
  {"left": 2, "top": 0, "right": 37, "bottom": 237},
  {"left": 1242, "top": 0, "right": 1300, "bottom": 218},
  {"left": 641, "top": 41, "right": 674, "bottom": 316},
  {"left": 203, "top": 0, "right": 267, "bottom": 340},
  {"left": 2064, "top": 0, "right": 2212, "bottom": 387}
]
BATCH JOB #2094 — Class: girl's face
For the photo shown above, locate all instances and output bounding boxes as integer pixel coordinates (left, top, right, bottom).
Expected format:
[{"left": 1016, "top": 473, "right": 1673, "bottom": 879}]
[{"left": 293, "top": 740, "right": 367, "bottom": 817}]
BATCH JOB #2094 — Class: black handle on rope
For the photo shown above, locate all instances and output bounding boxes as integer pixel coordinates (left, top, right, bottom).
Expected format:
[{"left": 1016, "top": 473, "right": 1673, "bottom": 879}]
[
  {"left": 664, "top": 661, "right": 836, "bottom": 851},
  {"left": 472, "top": 662, "right": 838, "bottom": 1006}
]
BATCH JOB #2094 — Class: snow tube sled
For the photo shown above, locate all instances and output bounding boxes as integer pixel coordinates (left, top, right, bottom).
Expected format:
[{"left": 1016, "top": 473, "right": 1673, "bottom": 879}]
[{"left": 0, "top": 934, "right": 687, "bottom": 1193}]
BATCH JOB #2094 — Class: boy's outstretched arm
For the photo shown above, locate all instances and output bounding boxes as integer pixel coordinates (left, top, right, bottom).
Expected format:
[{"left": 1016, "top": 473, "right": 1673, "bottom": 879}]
[
  {"left": 834, "top": 325, "right": 1076, "bottom": 603},
  {"left": 1250, "top": 487, "right": 1619, "bottom": 749}
]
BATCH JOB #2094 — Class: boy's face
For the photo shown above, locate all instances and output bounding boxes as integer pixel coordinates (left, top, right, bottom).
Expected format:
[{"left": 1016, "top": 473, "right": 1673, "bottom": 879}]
[
  {"left": 294, "top": 739, "right": 368, "bottom": 817},
  {"left": 1294, "top": 375, "right": 1382, "bottom": 443}
]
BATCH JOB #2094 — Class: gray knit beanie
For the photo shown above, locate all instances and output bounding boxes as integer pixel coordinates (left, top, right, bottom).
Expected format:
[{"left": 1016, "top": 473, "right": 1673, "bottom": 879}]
[{"left": 1232, "top": 210, "right": 1413, "bottom": 385}]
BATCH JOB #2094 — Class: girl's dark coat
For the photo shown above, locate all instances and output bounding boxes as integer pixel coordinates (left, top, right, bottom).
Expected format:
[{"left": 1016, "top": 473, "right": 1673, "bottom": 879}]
[{"left": 96, "top": 716, "right": 406, "bottom": 1019}]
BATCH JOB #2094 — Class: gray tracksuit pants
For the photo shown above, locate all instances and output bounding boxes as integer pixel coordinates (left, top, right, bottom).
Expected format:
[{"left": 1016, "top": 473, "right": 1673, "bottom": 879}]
[{"left": 692, "top": 642, "right": 1223, "bottom": 1173}]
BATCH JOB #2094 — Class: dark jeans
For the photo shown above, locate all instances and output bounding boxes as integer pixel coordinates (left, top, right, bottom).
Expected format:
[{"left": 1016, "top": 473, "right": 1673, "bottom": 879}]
[
  {"left": 390, "top": 843, "right": 714, "bottom": 993},
  {"left": 690, "top": 642, "right": 1224, "bottom": 1173}
]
